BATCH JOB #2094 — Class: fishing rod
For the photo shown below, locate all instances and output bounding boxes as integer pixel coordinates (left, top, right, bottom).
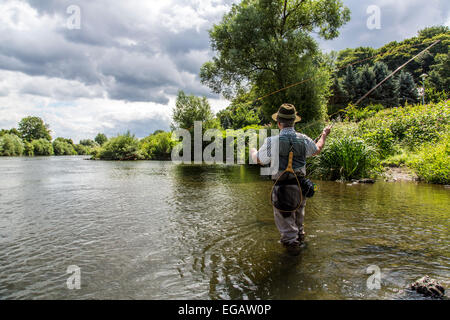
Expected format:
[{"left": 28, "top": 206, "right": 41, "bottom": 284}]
[{"left": 292, "top": 39, "right": 441, "bottom": 136}]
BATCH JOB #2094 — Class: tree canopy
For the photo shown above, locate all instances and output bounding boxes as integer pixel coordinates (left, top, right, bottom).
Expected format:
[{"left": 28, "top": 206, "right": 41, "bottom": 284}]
[
  {"left": 200, "top": 0, "right": 350, "bottom": 123},
  {"left": 18, "top": 116, "right": 52, "bottom": 142},
  {"left": 172, "top": 90, "right": 217, "bottom": 130}
]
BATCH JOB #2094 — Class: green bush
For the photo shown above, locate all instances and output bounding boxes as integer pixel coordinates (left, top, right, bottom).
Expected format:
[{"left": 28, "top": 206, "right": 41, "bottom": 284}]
[
  {"left": 409, "top": 138, "right": 449, "bottom": 184},
  {"left": 0, "top": 134, "right": 24, "bottom": 156},
  {"left": 96, "top": 132, "right": 142, "bottom": 160},
  {"left": 140, "top": 132, "right": 175, "bottom": 160},
  {"left": 74, "top": 144, "right": 90, "bottom": 155},
  {"left": 31, "top": 139, "right": 54, "bottom": 156},
  {"left": 345, "top": 104, "right": 384, "bottom": 122},
  {"left": 358, "top": 101, "right": 449, "bottom": 151},
  {"left": 23, "top": 141, "right": 34, "bottom": 156},
  {"left": 312, "top": 136, "right": 379, "bottom": 181},
  {"left": 53, "top": 138, "right": 77, "bottom": 155}
]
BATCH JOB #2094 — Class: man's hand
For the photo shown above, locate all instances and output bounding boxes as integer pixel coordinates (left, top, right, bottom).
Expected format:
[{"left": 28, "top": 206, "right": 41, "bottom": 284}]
[
  {"left": 313, "top": 124, "right": 333, "bottom": 156},
  {"left": 322, "top": 124, "right": 332, "bottom": 137}
]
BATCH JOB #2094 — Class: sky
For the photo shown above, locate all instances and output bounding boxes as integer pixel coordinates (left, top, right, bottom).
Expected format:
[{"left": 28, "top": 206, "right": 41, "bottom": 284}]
[{"left": 0, "top": 0, "right": 449, "bottom": 142}]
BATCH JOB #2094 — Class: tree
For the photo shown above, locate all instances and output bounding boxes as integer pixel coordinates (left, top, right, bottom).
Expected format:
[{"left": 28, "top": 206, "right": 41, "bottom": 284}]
[
  {"left": 397, "top": 71, "right": 418, "bottom": 105},
  {"left": 372, "top": 61, "right": 399, "bottom": 107},
  {"left": 217, "top": 103, "right": 261, "bottom": 129},
  {"left": 97, "top": 132, "right": 142, "bottom": 160},
  {"left": 94, "top": 133, "right": 108, "bottom": 146},
  {"left": 172, "top": 90, "right": 217, "bottom": 130},
  {"left": 343, "top": 65, "right": 358, "bottom": 102},
  {"left": 140, "top": 132, "right": 176, "bottom": 160},
  {"left": 0, "top": 134, "right": 24, "bottom": 156},
  {"left": 18, "top": 116, "right": 52, "bottom": 142},
  {"left": 356, "top": 65, "right": 377, "bottom": 106},
  {"left": 31, "top": 139, "right": 54, "bottom": 156},
  {"left": 53, "top": 137, "right": 77, "bottom": 156},
  {"left": 79, "top": 139, "right": 97, "bottom": 147},
  {"left": 200, "top": 0, "right": 350, "bottom": 123},
  {"left": 426, "top": 53, "right": 450, "bottom": 92}
]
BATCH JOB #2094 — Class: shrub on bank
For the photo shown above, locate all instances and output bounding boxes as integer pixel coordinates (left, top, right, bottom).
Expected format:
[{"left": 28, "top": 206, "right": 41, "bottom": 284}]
[
  {"left": 95, "top": 132, "right": 142, "bottom": 160},
  {"left": 409, "top": 138, "right": 449, "bottom": 184},
  {"left": 358, "top": 101, "right": 449, "bottom": 150},
  {"left": 140, "top": 132, "right": 175, "bottom": 160},
  {"left": 31, "top": 139, "right": 54, "bottom": 156},
  {"left": 53, "top": 138, "right": 77, "bottom": 156},
  {"left": 0, "top": 134, "right": 24, "bottom": 156}
]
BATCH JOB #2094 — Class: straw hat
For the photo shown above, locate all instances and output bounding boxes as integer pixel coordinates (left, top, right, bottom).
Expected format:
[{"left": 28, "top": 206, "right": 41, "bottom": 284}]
[{"left": 271, "top": 103, "right": 301, "bottom": 123}]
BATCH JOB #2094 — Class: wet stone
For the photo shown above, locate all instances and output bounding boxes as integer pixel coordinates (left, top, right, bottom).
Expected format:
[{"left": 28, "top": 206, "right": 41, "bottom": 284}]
[{"left": 409, "top": 276, "right": 445, "bottom": 298}]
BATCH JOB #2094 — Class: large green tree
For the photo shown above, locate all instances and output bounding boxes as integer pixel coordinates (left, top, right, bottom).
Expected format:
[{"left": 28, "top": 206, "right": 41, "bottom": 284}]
[
  {"left": 18, "top": 116, "right": 52, "bottom": 142},
  {"left": 200, "top": 0, "right": 350, "bottom": 123},
  {"left": 94, "top": 133, "right": 108, "bottom": 146},
  {"left": 372, "top": 61, "right": 399, "bottom": 107},
  {"left": 172, "top": 90, "right": 217, "bottom": 130}
]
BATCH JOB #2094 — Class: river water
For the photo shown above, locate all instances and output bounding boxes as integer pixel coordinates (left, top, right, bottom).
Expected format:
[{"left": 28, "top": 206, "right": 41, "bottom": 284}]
[{"left": 0, "top": 156, "right": 448, "bottom": 300}]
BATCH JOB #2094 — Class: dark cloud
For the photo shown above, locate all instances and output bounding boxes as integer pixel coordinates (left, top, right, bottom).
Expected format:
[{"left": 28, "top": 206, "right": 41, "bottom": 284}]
[
  {"left": 1, "top": 0, "right": 447, "bottom": 106},
  {"left": 0, "top": 0, "right": 229, "bottom": 103}
]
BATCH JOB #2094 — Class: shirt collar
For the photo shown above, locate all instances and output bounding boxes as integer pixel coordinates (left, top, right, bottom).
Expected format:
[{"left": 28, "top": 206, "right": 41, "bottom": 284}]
[{"left": 280, "top": 127, "right": 296, "bottom": 135}]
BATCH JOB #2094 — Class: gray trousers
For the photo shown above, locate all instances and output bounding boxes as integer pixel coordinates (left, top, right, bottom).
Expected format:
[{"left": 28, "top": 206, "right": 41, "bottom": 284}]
[{"left": 273, "top": 199, "right": 306, "bottom": 245}]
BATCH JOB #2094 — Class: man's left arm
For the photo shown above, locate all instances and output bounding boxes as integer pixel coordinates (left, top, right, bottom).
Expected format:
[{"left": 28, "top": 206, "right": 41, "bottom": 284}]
[{"left": 311, "top": 125, "right": 332, "bottom": 156}]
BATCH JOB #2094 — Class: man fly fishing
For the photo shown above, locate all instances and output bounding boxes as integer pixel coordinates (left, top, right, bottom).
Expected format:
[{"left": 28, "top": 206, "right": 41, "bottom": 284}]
[{"left": 250, "top": 104, "right": 331, "bottom": 255}]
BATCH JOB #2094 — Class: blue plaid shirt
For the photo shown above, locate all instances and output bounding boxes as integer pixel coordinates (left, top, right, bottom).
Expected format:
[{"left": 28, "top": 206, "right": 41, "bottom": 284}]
[{"left": 256, "top": 127, "right": 318, "bottom": 175}]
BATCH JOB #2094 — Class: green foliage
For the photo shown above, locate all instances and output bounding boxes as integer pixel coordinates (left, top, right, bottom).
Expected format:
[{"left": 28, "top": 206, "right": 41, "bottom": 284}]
[
  {"left": 200, "top": 0, "right": 350, "bottom": 123},
  {"left": 74, "top": 144, "right": 90, "bottom": 155},
  {"left": 424, "top": 87, "right": 448, "bottom": 104},
  {"left": 79, "top": 139, "right": 97, "bottom": 147},
  {"left": 217, "top": 103, "right": 261, "bottom": 129},
  {"left": 358, "top": 101, "right": 449, "bottom": 151},
  {"left": 140, "top": 131, "right": 175, "bottom": 160},
  {"left": 172, "top": 90, "right": 217, "bottom": 130},
  {"left": 18, "top": 116, "right": 52, "bottom": 142},
  {"left": 328, "top": 25, "right": 449, "bottom": 112},
  {"left": 0, "top": 134, "right": 24, "bottom": 156},
  {"left": 397, "top": 71, "right": 419, "bottom": 105},
  {"left": 23, "top": 141, "right": 34, "bottom": 156},
  {"left": 53, "top": 137, "right": 77, "bottom": 156},
  {"left": 94, "top": 133, "right": 108, "bottom": 146},
  {"left": 31, "top": 139, "right": 54, "bottom": 156},
  {"left": 96, "top": 132, "right": 142, "bottom": 160},
  {"left": 409, "top": 138, "right": 449, "bottom": 184},
  {"left": 345, "top": 104, "right": 384, "bottom": 122},
  {"left": 0, "top": 128, "right": 20, "bottom": 137},
  {"left": 312, "top": 136, "right": 379, "bottom": 181}
]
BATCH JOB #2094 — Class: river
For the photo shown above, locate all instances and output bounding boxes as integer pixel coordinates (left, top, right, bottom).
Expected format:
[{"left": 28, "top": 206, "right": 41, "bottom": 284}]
[{"left": 0, "top": 156, "right": 448, "bottom": 299}]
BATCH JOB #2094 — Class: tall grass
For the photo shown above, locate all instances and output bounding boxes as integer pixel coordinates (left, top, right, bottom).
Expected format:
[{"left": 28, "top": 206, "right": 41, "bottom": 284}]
[{"left": 310, "top": 136, "right": 379, "bottom": 181}]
